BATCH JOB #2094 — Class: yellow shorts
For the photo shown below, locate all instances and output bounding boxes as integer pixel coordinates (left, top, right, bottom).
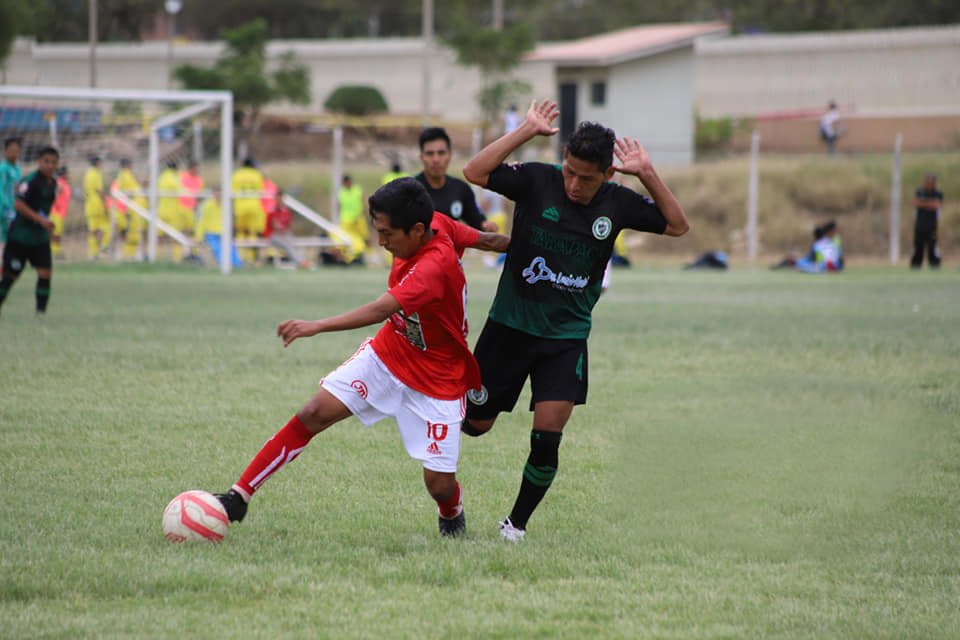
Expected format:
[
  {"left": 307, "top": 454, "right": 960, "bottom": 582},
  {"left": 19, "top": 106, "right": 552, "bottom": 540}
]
[{"left": 51, "top": 215, "right": 65, "bottom": 236}]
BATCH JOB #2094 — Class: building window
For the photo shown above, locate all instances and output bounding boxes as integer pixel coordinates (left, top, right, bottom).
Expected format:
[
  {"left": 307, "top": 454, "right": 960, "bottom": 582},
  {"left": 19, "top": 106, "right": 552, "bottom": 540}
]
[{"left": 590, "top": 81, "right": 606, "bottom": 106}]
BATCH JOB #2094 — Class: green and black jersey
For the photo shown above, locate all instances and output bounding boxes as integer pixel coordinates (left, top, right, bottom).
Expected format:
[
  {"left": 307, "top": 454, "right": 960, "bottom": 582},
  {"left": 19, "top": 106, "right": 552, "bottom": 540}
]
[
  {"left": 9, "top": 170, "right": 56, "bottom": 246},
  {"left": 486, "top": 162, "right": 666, "bottom": 339}
]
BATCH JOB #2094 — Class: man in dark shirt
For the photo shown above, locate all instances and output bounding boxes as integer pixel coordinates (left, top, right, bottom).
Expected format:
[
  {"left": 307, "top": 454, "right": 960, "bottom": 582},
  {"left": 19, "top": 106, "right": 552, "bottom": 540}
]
[
  {"left": 0, "top": 146, "right": 59, "bottom": 317},
  {"left": 910, "top": 174, "right": 942, "bottom": 269},
  {"left": 415, "top": 127, "right": 497, "bottom": 231},
  {"left": 460, "top": 100, "right": 690, "bottom": 541}
]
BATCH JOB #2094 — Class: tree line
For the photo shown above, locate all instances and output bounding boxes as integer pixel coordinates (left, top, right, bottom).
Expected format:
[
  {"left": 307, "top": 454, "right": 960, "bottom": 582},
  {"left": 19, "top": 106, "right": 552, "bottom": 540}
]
[{"left": 6, "top": 0, "right": 959, "bottom": 46}]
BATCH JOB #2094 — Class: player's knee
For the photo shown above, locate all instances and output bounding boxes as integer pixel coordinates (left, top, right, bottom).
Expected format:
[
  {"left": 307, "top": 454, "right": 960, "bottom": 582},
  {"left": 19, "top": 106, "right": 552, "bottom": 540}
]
[{"left": 461, "top": 418, "right": 494, "bottom": 437}]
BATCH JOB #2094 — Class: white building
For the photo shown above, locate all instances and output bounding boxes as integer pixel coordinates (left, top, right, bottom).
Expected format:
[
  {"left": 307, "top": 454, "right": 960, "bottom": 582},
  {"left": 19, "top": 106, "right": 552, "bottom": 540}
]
[{"left": 526, "top": 22, "right": 728, "bottom": 166}]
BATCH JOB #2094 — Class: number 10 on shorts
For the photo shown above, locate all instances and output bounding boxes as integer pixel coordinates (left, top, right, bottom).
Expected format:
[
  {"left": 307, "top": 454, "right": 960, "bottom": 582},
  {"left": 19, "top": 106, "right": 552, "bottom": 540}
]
[{"left": 427, "top": 422, "right": 449, "bottom": 441}]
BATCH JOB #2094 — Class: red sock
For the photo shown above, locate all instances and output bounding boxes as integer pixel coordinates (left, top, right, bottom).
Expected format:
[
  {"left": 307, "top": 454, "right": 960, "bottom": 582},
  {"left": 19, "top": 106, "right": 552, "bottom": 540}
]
[
  {"left": 233, "top": 415, "right": 314, "bottom": 500},
  {"left": 437, "top": 482, "right": 462, "bottom": 519}
]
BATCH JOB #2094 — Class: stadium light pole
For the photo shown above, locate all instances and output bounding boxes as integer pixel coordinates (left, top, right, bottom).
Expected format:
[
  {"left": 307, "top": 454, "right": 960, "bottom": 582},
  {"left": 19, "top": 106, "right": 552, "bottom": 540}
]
[
  {"left": 164, "top": 0, "right": 183, "bottom": 89},
  {"left": 88, "top": 0, "right": 98, "bottom": 87}
]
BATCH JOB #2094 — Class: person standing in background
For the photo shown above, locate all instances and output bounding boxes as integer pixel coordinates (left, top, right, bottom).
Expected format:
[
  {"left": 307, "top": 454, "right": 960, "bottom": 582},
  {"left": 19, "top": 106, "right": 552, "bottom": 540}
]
[
  {"left": 50, "top": 166, "right": 72, "bottom": 259},
  {"left": 910, "top": 174, "right": 943, "bottom": 269},
  {"left": 0, "top": 137, "right": 23, "bottom": 250},
  {"left": 83, "top": 156, "right": 108, "bottom": 258}
]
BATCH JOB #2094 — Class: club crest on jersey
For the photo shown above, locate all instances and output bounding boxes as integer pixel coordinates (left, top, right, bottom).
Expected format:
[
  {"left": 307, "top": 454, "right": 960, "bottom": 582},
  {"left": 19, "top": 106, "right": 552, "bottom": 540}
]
[
  {"left": 592, "top": 216, "right": 612, "bottom": 240},
  {"left": 467, "top": 386, "right": 488, "bottom": 406},
  {"left": 451, "top": 201, "right": 463, "bottom": 219}
]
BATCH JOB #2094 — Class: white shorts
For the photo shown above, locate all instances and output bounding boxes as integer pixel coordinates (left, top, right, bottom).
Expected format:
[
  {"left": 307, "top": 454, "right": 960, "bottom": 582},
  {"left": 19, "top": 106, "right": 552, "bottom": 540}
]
[{"left": 320, "top": 340, "right": 464, "bottom": 473}]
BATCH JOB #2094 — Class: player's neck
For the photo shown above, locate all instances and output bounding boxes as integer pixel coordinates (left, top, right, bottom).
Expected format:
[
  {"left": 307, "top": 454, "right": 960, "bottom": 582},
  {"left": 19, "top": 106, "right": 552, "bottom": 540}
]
[{"left": 424, "top": 173, "right": 447, "bottom": 190}]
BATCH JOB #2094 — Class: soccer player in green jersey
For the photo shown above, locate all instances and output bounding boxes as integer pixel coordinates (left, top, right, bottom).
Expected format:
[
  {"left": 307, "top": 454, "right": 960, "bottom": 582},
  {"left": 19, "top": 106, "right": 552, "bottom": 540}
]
[
  {"left": 460, "top": 99, "right": 690, "bottom": 541},
  {"left": 0, "top": 146, "right": 59, "bottom": 317},
  {"left": 0, "top": 137, "right": 23, "bottom": 247}
]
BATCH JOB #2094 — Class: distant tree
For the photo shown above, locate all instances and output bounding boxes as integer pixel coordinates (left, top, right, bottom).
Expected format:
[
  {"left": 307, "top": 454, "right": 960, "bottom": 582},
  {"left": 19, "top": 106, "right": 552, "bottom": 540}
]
[
  {"left": 0, "top": 0, "right": 26, "bottom": 67},
  {"left": 444, "top": 18, "right": 534, "bottom": 139},
  {"left": 174, "top": 19, "right": 310, "bottom": 152}
]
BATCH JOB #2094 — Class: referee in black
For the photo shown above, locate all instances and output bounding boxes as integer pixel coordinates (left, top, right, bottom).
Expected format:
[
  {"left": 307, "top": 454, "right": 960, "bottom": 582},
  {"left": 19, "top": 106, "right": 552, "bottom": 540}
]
[
  {"left": 910, "top": 173, "right": 943, "bottom": 269},
  {"left": 0, "top": 146, "right": 58, "bottom": 317}
]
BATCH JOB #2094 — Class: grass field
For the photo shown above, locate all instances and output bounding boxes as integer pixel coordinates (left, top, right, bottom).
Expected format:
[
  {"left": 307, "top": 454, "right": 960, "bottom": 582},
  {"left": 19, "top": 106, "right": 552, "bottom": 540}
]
[{"left": 1, "top": 263, "right": 958, "bottom": 638}]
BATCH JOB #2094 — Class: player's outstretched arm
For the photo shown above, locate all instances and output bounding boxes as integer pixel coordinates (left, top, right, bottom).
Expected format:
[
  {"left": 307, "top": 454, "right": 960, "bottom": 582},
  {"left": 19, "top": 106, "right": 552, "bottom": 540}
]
[
  {"left": 463, "top": 99, "right": 559, "bottom": 188},
  {"left": 473, "top": 231, "right": 510, "bottom": 254},
  {"left": 613, "top": 137, "right": 689, "bottom": 237},
  {"left": 278, "top": 292, "right": 401, "bottom": 347}
]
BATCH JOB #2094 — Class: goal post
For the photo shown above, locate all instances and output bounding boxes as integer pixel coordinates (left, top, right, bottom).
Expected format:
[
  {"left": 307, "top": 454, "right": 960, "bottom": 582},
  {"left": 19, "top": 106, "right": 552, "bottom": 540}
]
[{"left": 0, "top": 85, "right": 236, "bottom": 273}]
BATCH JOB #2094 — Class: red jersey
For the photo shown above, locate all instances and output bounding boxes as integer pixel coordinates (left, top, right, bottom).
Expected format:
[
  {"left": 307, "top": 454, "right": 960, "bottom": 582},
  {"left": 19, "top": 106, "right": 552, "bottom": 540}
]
[
  {"left": 263, "top": 205, "right": 293, "bottom": 239},
  {"left": 370, "top": 220, "right": 481, "bottom": 400},
  {"left": 424, "top": 213, "right": 480, "bottom": 258}
]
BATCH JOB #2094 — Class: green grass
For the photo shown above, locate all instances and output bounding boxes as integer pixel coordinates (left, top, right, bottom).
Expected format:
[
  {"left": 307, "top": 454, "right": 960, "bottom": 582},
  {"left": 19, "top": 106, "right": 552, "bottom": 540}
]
[{"left": 1, "top": 263, "right": 958, "bottom": 638}]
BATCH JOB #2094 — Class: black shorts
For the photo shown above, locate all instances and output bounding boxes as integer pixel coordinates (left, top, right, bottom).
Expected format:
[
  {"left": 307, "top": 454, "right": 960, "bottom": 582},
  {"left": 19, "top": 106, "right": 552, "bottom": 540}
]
[
  {"left": 466, "top": 320, "right": 588, "bottom": 419},
  {"left": 3, "top": 239, "right": 52, "bottom": 274}
]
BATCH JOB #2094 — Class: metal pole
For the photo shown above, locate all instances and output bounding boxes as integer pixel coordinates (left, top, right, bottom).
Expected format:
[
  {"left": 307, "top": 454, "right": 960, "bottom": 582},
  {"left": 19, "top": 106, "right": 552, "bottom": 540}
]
[
  {"left": 330, "top": 126, "right": 343, "bottom": 224},
  {"left": 746, "top": 129, "right": 760, "bottom": 262},
  {"left": 148, "top": 127, "right": 159, "bottom": 262},
  {"left": 493, "top": 0, "right": 504, "bottom": 30},
  {"left": 220, "top": 95, "right": 234, "bottom": 274},
  {"left": 421, "top": 0, "right": 433, "bottom": 126},
  {"left": 889, "top": 132, "right": 903, "bottom": 266},
  {"left": 166, "top": 14, "right": 175, "bottom": 89},
  {"left": 88, "top": 0, "right": 97, "bottom": 87},
  {"left": 193, "top": 120, "right": 203, "bottom": 164},
  {"left": 48, "top": 117, "right": 59, "bottom": 150}
]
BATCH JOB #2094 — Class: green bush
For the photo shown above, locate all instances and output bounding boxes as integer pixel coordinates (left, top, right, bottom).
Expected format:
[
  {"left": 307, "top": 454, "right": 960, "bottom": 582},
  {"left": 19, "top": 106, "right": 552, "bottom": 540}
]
[
  {"left": 695, "top": 115, "right": 735, "bottom": 154},
  {"left": 324, "top": 85, "right": 389, "bottom": 116}
]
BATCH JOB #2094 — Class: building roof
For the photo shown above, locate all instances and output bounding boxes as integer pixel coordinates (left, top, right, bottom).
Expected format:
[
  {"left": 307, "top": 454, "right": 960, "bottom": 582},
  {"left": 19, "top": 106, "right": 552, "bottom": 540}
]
[{"left": 526, "top": 22, "right": 728, "bottom": 67}]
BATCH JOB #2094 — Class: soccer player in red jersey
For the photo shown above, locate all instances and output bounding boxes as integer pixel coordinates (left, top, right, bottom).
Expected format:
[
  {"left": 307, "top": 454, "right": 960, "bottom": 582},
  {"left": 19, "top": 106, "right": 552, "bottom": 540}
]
[{"left": 213, "top": 177, "right": 508, "bottom": 537}]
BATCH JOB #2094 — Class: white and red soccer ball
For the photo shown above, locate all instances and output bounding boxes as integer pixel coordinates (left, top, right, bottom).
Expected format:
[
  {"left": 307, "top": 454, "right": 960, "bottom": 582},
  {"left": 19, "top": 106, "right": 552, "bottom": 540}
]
[{"left": 162, "top": 490, "right": 229, "bottom": 543}]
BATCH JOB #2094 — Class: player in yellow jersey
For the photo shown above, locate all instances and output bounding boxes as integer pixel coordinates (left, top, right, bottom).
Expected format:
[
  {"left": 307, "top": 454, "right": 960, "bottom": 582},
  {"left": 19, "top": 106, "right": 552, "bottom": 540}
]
[
  {"left": 337, "top": 174, "right": 368, "bottom": 264},
  {"left": 195, "top": 189, "right": 243, "bottom": 268},
  {"left": 83, "top": 156, "right": 108, "bottom": 258},
  {"left": 380, "top": 162, "right": 405, "bottom": 186},
  {"left": 231, "top": 158, "right": 266, "bottom": 264},
  {"left": 113, "top": 159, "right": 147, "bottom": 260},
  {"left": 157, "top": 160, "right": 186, "bottom": 261}
]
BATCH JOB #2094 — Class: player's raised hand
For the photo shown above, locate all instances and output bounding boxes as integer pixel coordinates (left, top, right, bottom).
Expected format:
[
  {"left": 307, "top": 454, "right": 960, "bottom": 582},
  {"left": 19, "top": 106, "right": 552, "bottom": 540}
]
[
  {"left": 612, "top": 137, "right": 653, "bottom": 177},
  {"left": 277, "top": 319, "right": 319, "bottom": 347},
  {"left": 523, "top": 99, "right": 560, "bottom": 137}
]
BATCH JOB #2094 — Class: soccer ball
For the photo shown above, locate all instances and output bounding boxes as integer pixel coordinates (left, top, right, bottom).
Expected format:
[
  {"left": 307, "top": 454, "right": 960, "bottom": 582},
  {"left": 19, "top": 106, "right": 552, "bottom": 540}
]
[{"left": 162, "top": 490, "right": 230, "bottom": 543}]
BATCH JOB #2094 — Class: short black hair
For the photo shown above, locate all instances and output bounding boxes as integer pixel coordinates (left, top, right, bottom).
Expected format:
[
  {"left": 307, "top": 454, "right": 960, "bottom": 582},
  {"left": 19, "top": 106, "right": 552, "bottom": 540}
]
[
  {"left": 419, "top": 127, "right": 451, "bottom": 151},
  {"left": 38, "top": 146, "right": 59, "bottom": 159},
  {"left": 243, "top": 157, "right": 257, "bottom": 168},
  {"left": 368, "top": 177, "right": 433, "bottom": 233},
  {"left": 4, "top": 137, "right": 22, "bottom": 149},
  {"left": 565, "top": 122, "right": 616, "bottom": 172},
  {"left": 166, "top": 159, "right": 178, "bottom": 170}
]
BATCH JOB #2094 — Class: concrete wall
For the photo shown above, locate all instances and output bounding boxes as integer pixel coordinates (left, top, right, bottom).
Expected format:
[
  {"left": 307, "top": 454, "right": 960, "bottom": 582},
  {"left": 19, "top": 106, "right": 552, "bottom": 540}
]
[
  {"left": 1, "top": 36, "right": 554, "bottom": 124},
  {"left": 696, "top": 24, "right": 960, "bottom": 118}
]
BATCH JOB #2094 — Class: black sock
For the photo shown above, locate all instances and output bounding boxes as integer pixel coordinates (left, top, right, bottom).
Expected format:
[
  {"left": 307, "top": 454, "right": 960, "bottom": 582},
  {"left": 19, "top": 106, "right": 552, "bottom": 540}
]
[
  {"left": 461, "top": 419, "right": 488, "bottom": 437},
  {"left": 0, "top": 274, "right": 17, "bottom": 308},
  {"left": 35, "top": 277, "right": 51, "bottom": 313},
  {"left": 508, "top": 430, "right": 562, "bottom": 530}
]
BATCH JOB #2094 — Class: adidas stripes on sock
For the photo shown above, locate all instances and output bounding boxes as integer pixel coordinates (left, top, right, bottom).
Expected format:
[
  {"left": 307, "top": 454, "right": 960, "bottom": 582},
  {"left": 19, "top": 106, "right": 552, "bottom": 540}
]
[
  {"left": 507, "top": 430, "right": 562, "bottom": 530},
  {"left": 234, "top": 415, "right": 314, "bottom": 499}
]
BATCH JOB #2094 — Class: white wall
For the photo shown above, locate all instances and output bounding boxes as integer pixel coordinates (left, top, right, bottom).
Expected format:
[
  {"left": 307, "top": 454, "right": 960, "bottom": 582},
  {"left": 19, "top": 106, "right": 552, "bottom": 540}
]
[
  {"left": 2, "top": 36, "right": 554, "bottom": 124},
  {"left": 696, "top": 24, "right": 960, "bottom": 118}
]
